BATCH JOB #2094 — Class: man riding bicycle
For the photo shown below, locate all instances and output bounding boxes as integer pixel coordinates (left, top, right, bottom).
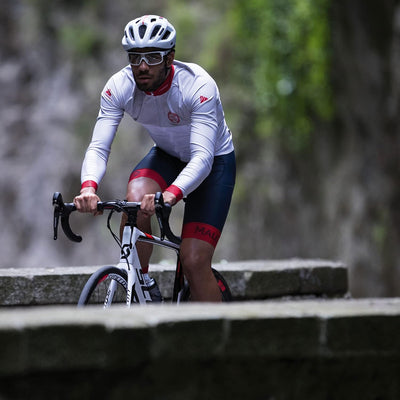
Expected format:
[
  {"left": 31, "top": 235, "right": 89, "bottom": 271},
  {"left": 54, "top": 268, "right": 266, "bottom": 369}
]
[{"left": 73, "top": 15, "right": 235, "bottom": 302}]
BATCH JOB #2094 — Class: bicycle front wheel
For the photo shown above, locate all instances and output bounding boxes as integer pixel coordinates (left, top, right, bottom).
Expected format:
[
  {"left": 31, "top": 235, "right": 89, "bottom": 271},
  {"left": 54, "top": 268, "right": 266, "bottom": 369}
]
[
  {"left": 180, "top": 268, "right": 232, "bottom": 302},
  {"left": 78, "top": 266, "right": 128, "bottom": 307}
]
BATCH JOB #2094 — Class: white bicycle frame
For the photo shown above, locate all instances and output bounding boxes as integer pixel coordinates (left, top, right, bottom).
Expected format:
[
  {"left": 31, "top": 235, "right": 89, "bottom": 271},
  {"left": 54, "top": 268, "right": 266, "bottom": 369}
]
[
  {"left": 103, "top": 222, "right": 181, "bottom": 308},
  {"left": 104, "top": 225, "right": 151, "bottom": 307}
]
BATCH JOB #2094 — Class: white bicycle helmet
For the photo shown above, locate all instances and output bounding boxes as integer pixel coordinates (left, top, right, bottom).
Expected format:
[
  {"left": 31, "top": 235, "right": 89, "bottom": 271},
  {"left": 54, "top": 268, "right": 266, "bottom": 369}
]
[{"left": 122, "top": 15, "right": 176, "bottom": 50}]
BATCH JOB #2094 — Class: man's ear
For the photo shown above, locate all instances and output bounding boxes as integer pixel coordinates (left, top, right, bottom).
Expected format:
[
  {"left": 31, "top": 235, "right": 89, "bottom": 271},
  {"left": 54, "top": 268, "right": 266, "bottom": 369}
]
[{"left": 166, "top": 50, "right": 175, "bottom": 67}]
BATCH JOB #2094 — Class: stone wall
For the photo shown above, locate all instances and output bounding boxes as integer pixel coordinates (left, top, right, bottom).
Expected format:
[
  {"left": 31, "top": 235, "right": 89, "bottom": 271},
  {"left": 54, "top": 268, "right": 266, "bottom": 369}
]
[
  {"left": 0, "top": 299, "right": 399, "bottom": 399},
  {"left": 0, "top": 259, "right": 347, "bottom": 306},
  {"left": 0, "top": 260, "right": 399, "bottom": 399}
]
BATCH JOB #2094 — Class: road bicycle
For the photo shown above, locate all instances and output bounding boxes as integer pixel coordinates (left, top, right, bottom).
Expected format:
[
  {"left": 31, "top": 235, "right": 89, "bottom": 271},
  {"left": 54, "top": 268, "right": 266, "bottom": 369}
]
[{"left": 52, "top": 192, "right": 232, "bottom": 307}]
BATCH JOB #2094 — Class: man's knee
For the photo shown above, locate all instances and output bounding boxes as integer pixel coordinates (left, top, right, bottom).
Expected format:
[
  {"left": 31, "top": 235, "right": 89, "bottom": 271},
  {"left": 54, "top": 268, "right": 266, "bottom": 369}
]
[
  {"left": 181, "top": 251, "right": 203, "bottom": 273},
  {"left": 180, "top": 239, "right": 214, "bottom": 276},
  {"left": 126, "top": 177, "right": 161, "bottom": 201}
]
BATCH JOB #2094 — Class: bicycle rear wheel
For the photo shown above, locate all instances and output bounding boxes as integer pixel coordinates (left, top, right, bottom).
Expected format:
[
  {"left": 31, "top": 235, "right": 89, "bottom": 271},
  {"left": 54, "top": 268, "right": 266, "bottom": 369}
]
[
  {"left": 77, "top": 266, "right": 128, "bottom": 307},
  {"left": 180, "top": 268, "right": 232, "bottom": 302}
]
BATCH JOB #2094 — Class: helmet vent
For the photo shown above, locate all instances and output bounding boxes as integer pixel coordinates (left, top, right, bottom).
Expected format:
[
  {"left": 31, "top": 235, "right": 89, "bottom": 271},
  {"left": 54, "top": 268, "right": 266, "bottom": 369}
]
[
  {"left": 162, "top": 30, "right": 171, "bottom": 41},
  {"left": 128, "top": 27, "right": 135, "bottom": 41},
  {"left": 151, "top": 25, "right": 162, "bottom": 39},
  {"left": 138, "top": 24, "right": 147, "bottom": 39}
]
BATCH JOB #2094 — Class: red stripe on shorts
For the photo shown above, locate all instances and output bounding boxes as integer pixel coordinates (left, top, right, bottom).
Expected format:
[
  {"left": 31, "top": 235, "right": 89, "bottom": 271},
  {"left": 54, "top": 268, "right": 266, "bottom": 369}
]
[
  {"left": 182, "top": 222, "right": 221, "bottom": 248},
  {"left": 128, "top": 168, "right": 168, "bottom": 191}
]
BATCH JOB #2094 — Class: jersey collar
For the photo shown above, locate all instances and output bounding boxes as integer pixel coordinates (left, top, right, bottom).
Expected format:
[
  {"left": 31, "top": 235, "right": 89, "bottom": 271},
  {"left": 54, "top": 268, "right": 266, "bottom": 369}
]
[{"left": 145, "top": 65, "right": 175, "bottom": 96}]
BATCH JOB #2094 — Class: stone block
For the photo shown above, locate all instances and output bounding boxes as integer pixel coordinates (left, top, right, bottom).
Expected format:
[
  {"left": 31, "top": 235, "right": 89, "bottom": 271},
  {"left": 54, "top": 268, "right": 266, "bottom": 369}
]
[
  {"left": 0, "top": 259, "right": 348, "bottom": 307},
  {"left": 215, "top": 259, "right": 348, "bottom": 299},
  {"left": 0, "top": 267, "right": 96, "bottom": 306},
  {"left": 0, "top": 299, "right": 399, "bottom": 399}
]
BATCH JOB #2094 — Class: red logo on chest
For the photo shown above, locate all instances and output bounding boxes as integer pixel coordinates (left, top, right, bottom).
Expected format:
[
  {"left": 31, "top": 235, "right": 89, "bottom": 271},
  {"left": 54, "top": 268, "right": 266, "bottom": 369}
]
[{"left": 168, "top": 112, "right": 180, "bottom": 124}]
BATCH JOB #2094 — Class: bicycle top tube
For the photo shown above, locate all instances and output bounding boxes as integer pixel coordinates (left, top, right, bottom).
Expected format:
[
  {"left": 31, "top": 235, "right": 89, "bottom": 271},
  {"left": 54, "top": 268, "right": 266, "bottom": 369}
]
[{"left": 52, "top": 192, "right": 181, "bottom": 245}]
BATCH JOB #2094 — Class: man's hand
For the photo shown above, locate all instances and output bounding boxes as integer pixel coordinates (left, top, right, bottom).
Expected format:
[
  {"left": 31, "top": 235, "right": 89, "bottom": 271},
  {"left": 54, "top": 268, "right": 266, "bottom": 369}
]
[
  {"left": 162, "top": 191, "right": 177, "bottom": 207},
  {"left": 73, "top": 187, "right": 102, "bottom": 216},
  {"left": 140, "top": 191, "right": 177, "bottom": 218}
]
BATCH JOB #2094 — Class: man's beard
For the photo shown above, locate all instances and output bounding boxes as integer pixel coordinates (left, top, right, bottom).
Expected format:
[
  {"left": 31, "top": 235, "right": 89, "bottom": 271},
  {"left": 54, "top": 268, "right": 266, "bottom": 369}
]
[{"left": 135, "top": 65, "right": 170, "bottom": 92}]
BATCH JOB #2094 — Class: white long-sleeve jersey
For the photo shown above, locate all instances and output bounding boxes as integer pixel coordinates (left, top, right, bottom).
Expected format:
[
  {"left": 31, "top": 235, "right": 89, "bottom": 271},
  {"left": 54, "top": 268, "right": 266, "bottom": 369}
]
[{"left": 81, "top": 60, "right": 234, "bottom": 198}]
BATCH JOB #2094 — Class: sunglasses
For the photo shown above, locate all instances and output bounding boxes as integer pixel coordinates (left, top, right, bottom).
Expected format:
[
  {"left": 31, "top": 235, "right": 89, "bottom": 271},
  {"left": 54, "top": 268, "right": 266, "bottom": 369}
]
[{"left": 127, "top": 50, "right": 170, "bottom": 66}]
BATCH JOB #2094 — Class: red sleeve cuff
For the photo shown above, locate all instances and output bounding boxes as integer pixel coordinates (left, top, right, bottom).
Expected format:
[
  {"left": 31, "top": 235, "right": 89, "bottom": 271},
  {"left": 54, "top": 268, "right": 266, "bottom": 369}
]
[
  {"left": 81, "top": 180, "right": 98, "bottom": 191},
  {"left": 165, "top": 185, "right": 184, "bottom": 202}
]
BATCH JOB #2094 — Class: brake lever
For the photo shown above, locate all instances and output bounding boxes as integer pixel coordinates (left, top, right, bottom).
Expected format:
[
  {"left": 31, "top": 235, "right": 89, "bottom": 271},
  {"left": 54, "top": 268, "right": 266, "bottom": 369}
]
[
  {"left": 53, "top": 206, "right": 60, "bottom": 240},
  {"left": 53, "top": 192, "right": 64, "bottom": 240},
  {"left": 154, "top": 192, "right": 166, "bottom": 240},
  {"left": 154, "top": 192, "right": 180, "bottom": 245},
  {"left": 52, "top": 192, "right": 82, "bottom": 243}
]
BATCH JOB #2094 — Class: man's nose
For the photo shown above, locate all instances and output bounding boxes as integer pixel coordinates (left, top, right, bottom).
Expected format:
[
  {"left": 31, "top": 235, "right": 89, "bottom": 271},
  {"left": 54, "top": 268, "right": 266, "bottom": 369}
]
[{"left": 138, "top": 60, "right": 149, "bottom": 70}]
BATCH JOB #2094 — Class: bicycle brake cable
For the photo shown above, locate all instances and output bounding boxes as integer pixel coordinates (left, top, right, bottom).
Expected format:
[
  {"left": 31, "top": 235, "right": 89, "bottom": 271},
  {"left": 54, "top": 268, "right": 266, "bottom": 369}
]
[
  {"left": 107, "top": 209, "right": 122, "bottom": 249},
  {"left": 107, "top": 207, "right": 134, "bottom": 271}
]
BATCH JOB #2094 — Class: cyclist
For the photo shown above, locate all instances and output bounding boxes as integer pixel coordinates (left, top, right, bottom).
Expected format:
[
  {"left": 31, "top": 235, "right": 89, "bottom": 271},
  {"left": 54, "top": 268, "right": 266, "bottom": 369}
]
[{"left": 73, "top": 15, "right": 235, "bottom": 302}]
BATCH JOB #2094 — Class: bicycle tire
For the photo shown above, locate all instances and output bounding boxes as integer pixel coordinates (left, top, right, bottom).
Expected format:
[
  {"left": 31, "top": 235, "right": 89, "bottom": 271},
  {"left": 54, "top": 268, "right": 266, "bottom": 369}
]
[
  {"left": 78, "top": 266, "right": 128, "bottom": 307},
  {"left": 180, "top": 268, "right": 232, "bottom": 302}
]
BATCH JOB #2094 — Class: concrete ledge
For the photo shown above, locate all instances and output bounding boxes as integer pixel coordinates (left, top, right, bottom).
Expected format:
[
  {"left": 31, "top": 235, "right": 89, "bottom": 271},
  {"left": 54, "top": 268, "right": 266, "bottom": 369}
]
[
  {"left": 0, "top": 259, "right": 347, "bottom": 306},
  {"left": 0, "top": 298, "right": 399, "bottom": 399}
]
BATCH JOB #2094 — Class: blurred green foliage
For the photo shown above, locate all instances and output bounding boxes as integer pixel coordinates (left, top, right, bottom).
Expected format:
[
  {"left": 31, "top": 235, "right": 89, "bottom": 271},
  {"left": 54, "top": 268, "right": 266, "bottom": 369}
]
[
  {"left": 59, "top": 24, "right": 101, "bottom": 58},
  {"left": 169, "top": 0, "right": 333, "bottom": 153},
  {"left": 231, "top": 0, "right": 333, "bottom": 152}
]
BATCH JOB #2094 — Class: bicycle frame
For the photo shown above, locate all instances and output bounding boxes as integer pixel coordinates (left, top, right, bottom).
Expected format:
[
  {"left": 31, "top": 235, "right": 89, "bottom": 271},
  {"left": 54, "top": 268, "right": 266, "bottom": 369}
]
[{"left": 112, "top": 223, "right": 181, "bottom": 307}]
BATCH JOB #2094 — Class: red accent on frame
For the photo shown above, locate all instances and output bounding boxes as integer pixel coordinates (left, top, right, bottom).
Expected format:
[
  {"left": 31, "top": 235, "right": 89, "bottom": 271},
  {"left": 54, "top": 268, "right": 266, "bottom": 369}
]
[
  {"left": 129, "top": 168, "right": 168, "bottom": 191},
  {"left": 182, "top": 222, "right": 221, "bottom": 248}
]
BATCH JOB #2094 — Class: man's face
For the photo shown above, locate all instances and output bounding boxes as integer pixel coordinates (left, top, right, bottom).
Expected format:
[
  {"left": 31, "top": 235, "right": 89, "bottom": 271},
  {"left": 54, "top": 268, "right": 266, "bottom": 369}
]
[{"left": 129, "top": 47, "right": 174, "bottom": 92}]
